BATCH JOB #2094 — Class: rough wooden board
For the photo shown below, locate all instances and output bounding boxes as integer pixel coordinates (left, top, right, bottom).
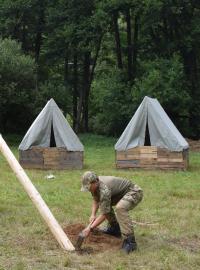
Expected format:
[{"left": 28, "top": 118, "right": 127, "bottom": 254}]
[
  {"left": 140, "top": 154, "right": 157, "bottom": 159},
  {"left": 116, "top": 147, "right": 188, "bottom": 170},
  {"left": 168, "top": 158, "right": 183, "bottom": 162},
  {"left": 116, "top": 160, "right": 140, "bottom": 168},
  {"left": 19, "top": 148, "right": 83, "bottom": 170},
  {"left": 157, "top": 158, "right": 169, "bottom": 162},
  {"left": 20, "top": 163, "right": 44, "bottom": 169},
  {"left": 126, "top": 148, "right": 140, "bottom": 154},
  {"left": 20, "top": 159, "right": 44, "bottom": 164},
  {"left": 140, "top": 146, "right": 157, "bottom": 153},
  {"left": 140, "top": 159, "right": 158, "bottom": 165},
  {"left": 168, "top": 152, "right": 183, "bottom": 159},
  {"left": 116, "top": 154, "right": 140, "bottom": 160}
]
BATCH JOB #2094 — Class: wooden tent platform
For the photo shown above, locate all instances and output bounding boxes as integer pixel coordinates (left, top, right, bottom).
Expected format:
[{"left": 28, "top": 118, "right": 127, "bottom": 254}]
[
  {"left": 116, "top": 146, "right": 189, "bottom": 170},
  {"left": 19, "top": 147, "right": 83, "bottom": 170}
]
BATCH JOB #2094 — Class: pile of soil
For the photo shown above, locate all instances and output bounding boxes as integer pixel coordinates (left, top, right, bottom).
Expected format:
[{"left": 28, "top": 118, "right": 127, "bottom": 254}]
[
  {"left": 63, "top": 224, "right": 122, "bottom": 254},
  {"left": 187, "top": 139, "right": 200, "bottom": 152}
]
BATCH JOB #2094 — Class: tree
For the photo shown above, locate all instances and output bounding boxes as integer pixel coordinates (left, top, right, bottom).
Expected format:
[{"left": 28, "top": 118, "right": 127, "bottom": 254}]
[
  {"left": 0, "top": 38, "right": 36, "bottom": 132},
  {"left": 43, "top": 0, "right": 106, "bottom": 132}
]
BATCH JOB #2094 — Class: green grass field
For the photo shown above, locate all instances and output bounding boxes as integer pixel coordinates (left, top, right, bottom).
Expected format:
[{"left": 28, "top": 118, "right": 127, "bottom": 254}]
[{"left": 0, "top": 134, "right": 200, "bottom": 270}]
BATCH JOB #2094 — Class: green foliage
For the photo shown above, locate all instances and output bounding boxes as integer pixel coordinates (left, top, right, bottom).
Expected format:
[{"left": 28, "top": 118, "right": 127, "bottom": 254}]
[
  {"left": 132, "top": 54, "right": 190, "bottom": 110},
  {"left": 38, "top": 77, "right": 72, "bottom": 115},
  {"left": 90, "top": 68, "right": 132, "bottom": 136},
  {"left": 131, "top": 55, "right": 191, "bottom": 134},
  {"left": 0, "top": 38, "right": 35, "bottom": 132}
]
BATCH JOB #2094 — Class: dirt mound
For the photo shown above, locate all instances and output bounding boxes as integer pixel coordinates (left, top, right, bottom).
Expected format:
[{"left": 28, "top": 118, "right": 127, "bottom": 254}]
[
  {"left": 187, "top": 139, "right": 200, "bottom": 152},
  {"left": 63, "top": 224, "right": 122, "bottom": 254}
]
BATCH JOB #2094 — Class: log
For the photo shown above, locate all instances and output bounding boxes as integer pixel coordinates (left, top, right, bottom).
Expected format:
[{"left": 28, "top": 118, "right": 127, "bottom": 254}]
[{"left": 0, "top": 135, "right": 74, "bottom": 251}]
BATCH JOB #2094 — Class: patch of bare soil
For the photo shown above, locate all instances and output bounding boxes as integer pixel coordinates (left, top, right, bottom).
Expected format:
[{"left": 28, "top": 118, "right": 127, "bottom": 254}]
[
  {"left": 186, "top": 139, "right": 200, "bottom": 152},
  {"left": 170, "top": 235, "right": 200, "bottom": 253},
  {"left": 63, "top": 224, "right": 122, "bottom": 254}
]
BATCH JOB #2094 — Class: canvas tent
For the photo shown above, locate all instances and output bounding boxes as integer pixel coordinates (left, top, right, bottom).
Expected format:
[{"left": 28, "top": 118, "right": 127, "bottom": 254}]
[
  {"left": 115, "top": 96, "right": 189, "bottom": 170},
  {"left": 19, "top": 98, "right": 84, "bottom": 169}
]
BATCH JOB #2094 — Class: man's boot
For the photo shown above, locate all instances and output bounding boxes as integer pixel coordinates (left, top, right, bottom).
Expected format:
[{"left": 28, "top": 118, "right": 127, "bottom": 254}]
[
  {"left": 101, "top": 222, "right": 121, "bottom": 237},
  {"left": 121, "top": 235, "right": 137, "bottom": 253}
]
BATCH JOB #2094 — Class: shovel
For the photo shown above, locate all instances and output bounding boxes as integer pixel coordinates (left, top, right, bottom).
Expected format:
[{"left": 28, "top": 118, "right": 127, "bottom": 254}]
[{"left": 75, "top": 219, "right": 95, "bottom": 250}]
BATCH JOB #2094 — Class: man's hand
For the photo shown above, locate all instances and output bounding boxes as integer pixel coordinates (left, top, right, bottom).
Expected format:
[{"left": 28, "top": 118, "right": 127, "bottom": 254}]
[
  {"left": 81, "top": 227, "right": 91, "bottom": 238},
  {"left": 89, "top": 215, "right": 96, "bottom": 223}
]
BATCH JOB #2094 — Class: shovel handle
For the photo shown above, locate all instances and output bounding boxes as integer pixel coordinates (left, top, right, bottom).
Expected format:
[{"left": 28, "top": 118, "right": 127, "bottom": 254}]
[{"left": 86, "top": 218, "right": 96, "bottom": 230}]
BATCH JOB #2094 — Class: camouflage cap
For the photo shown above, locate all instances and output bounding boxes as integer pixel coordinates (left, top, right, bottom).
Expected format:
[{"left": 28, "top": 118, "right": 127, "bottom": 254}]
[{"left": 81, "top": 171, "right": 98, "bottom": 192}]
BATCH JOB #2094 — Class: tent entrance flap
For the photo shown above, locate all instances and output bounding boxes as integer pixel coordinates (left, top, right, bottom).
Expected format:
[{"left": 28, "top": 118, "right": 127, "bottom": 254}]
[
  {"left": 50, "top": 123, "right": 56, "bottom": 147},
  {"left": 144, "top": 122, "right": 151, "bottom": 146}
]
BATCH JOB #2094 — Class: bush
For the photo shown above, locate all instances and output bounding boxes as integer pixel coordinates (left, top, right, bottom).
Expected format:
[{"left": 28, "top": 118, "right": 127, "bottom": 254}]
[
  {"left": 37, "top": 75, "right": 72, "bottom": 116},
  {"left": 0, "top": 38, "right": 36, "bottom": 133},
  {"left": 131, "top": 54, "right": 191, "bottom": 136},
  {"left": 90, "top": 69, "right": 133, "bottom": 136}
]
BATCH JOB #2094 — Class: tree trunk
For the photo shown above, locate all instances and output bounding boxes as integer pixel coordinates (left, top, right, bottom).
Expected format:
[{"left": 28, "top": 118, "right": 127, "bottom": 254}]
[
  {"left": 64, "top": 48, "right": 69, "bottom": 86},
  {"left": 182, "top": 48, "right": 200, "bottom": 138},
  {"left": 21, "top": 14, "right": 28, "bottom": 52},
  {"left": 82, "top": 52, "right": 91, "bottom": 132},
  {"left": 132, "top": 15, "right": 139, "bottom": 81},
  {"left": 113, "top": 10, "right": 123, "bottom": 69},
  {"left": 35, "top": 4, "right": 45, "bottom": 64},
  {"left": 64, "top": 47, "right": 69, "bottom": 116},
  {"left": 73, "top": 53, "right": 78, "bottom": 131},
  {"left": 125, "top": 8, "right": 132, "bottom": 80},
  {"left": 89, "top": 34, "right": 103, "bottom": 88},
  {"left": 34, "top": 2, "right": 45, "bottom": 91}
]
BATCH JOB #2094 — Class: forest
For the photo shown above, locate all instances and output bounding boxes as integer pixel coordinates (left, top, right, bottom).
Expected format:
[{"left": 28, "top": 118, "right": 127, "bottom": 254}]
[{"left": 0, "top": 0, "right": 200, "bottom": 138}]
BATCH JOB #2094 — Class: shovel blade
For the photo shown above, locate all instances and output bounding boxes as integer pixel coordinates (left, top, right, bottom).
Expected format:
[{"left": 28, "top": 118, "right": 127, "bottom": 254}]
[{"left": 75, "top": 232, "right": 85, "bottom": 250}]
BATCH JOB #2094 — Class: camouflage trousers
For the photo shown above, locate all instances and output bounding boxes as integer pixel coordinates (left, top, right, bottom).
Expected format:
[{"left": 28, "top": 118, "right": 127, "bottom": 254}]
[{"left": 106, "top": 187, "right": 143, "bottom": 238}]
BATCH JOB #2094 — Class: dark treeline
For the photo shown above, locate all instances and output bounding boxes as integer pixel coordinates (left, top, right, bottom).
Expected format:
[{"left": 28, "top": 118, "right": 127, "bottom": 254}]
[{"left": 0, "top": 0, "right": 200, "bottom": 138}]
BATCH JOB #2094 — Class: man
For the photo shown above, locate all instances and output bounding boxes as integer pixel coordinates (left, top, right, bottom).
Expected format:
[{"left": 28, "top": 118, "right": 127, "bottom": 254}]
[{"left": 80, "top": 171, "right": 143, "bottom": 253}]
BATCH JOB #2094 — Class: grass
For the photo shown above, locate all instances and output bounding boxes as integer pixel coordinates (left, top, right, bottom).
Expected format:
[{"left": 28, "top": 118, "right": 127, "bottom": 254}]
[{"left": 0, "top": 133, "right": 200, "bottom": 270}]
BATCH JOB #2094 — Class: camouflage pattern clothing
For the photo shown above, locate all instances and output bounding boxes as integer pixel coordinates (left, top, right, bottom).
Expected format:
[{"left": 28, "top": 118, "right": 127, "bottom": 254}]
[{"left": 91, "top": 176, "right": 143, "bottom": 238}]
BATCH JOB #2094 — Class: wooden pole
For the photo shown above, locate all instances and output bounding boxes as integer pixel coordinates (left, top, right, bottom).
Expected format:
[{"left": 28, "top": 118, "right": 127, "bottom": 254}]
[{"left": 0, "top": 134, "right": 75, "bottom": 251}]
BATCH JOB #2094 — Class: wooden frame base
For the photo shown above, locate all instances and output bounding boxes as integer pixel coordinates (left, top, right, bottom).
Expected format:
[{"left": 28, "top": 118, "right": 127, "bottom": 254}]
[
  {"left": 19, "top": 147, "right": 83, "bottom": 170},
  {"left": 116, "top": 146, "right": 189, "bottom": 170}
]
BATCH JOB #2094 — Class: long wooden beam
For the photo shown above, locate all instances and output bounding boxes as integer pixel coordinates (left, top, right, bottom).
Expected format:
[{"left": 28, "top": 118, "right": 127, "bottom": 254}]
[{"left": 0, "top": 134, "right": 75, "bottom": 251}]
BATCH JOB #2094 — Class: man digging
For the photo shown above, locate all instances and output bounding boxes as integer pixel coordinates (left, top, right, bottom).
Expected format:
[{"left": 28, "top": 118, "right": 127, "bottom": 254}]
[{"left": 80, "top": 171, "right": 143, "bottom": 253}]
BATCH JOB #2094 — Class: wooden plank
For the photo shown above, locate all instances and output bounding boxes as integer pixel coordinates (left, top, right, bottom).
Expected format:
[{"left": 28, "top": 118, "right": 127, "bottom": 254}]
[
  {"left": 19, "top": 148, "right": 44, "bottom": 169},
  {"left": 116, "top": 164, "right": 140, "bottom": 169},
  {"left": 157, "top": 148, "right": 169, "bottom": 157},
  {"left": 20, "top": 147, "right": 83, "bottom": 170},
  {"left": 168, "top": 152, "right": 183, "bottom": 159},
  {"left": 116, "top": 154, "right": 140, "bottom": 160},
  {"left": 156, "top": 162, "right": 184, "bottom": 168},
  {"left": 140, "top": 159, "right": 157, "bottom": 165},
  {"left": 20, "top": 160, "right": 44, "bottom": 166},
  {"left": 116, "top": 160, "right": 140, "bottom": 168},
  {"left": 116, "top": 147, "right": 188, "bottom": 170},
  {"left": 43, "top": 149, "right": 83, "bottom": 169},
  {"left": 157, "top": 158, "right": 168, "bottom": 162},
  {"left": 19, "top": 149, "right": 43, "bottom": 157},
  {"left": 126, "top": 148, "right": 140, "bottom": 154},
  {"left": 140, "top": 154, "right": 157, "bottom": 159},
  {"left": 21, "top": 163, "right": 44, "bottom": 169},
  {"left": 140, "top": 146, "right": 157, "bottom": 153},
  {"left": 168, "top": 158, "right": 183, "bottom": 162}
]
